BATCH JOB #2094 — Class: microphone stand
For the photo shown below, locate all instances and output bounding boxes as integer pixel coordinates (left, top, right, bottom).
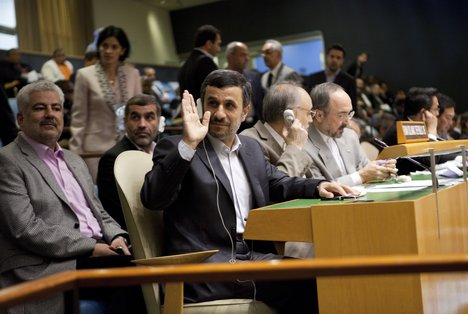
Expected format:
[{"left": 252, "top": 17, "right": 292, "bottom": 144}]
[
  {"left": 374, "top": 138, "right": 441, "bottom": 238},
  {"left": 373, "top": 138, "right": 439, "bottom": 189}
]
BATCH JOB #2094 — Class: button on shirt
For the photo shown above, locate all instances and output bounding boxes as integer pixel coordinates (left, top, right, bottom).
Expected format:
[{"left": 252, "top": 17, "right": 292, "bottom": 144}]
[
  {"left": 178, "top": 135, "right": 252, "bottom": 233},
  {"left": 22, "top": 133, "right": 102, "bottom": 239}
]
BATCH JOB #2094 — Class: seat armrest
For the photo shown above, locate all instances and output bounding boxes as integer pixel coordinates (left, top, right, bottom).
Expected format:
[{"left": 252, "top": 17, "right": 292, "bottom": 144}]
[{"left": 132, "top": 250, "right": 219, "bottom": 266}]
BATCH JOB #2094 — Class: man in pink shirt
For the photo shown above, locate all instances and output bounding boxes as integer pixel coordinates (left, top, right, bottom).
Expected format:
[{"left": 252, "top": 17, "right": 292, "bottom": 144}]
[{"left": 0, "top": 80, "right": 137, "bottom": 313}]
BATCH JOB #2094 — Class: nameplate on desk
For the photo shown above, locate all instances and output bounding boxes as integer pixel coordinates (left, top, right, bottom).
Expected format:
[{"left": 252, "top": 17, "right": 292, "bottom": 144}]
[{"left": 397, "top": 121, "right": 429, "bottom": 144}]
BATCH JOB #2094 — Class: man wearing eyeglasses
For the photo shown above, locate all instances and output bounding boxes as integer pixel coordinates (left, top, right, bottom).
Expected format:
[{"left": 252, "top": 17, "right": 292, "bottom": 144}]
[
  {"left": 260, "top": 39, "right": 302, "bottom": 91},
  {"left": 241, "top": 82, "right": 319, "bottom": 258},
  {"left": 304, "top": 82, "right": 397, "bottom": 186},
  {"left": 241, "top": 82, "right": 315, "bottom": 179}
]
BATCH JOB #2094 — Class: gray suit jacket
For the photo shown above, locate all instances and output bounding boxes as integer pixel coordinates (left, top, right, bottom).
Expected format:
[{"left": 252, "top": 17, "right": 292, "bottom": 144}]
[
  {"left": 304, "top": 124, "right": 369, "bottom": 185},
  {"left": 241, "top": 121, "right": 313, "bottom": 177},
  {"left": 261, "top": 63, "right": 303, "bottom": 89},
  {"left": 0, "top": 135, "right": 125, "bottom": 312}
]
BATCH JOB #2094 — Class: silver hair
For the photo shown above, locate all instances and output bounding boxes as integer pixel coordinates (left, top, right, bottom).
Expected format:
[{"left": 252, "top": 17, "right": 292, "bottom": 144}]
[
  {"left": 264, "top": 39, "right": 283, "bottom": 53},
  {"left": 17, "top": 80, "right": 64, "bottom": 113}
]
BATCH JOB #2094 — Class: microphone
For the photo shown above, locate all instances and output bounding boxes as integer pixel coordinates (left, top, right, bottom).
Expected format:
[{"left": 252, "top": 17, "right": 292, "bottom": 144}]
[
  {"left": 374, "top": 138, "right": 439, "bottom": 187},
  {"left": 283, "top": 109, "right": 295, "bottom": 127}
]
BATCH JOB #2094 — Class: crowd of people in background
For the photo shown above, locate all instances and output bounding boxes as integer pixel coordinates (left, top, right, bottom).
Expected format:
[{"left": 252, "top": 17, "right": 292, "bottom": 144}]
[{"left": 0, "top": 22, "right": 466, "bottom": 314}]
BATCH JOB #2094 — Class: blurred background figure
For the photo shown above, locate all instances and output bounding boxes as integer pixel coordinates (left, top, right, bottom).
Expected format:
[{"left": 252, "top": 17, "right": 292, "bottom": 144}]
[
  {"left": 178, "top": 24, "right": 221, "bottom": 100},
  {"left": 260, "top": 39, "right": 302, "bottom": 91},
  {"left": 55, "top": 80, "right": 74, "bottom": 127},
  {"left": 225, "top": 41, "right": 264, "bottom": 129},
  {"left": 83, "top": 50, "right": 98, "bottom": 67},
  {"left": 459, "top": 112, "right": 468, "bottom": 139},
  {"left": 0, "top": 49, "right": 32, "bottom": 98},
  {"left": 436, "top": 93, "right": 456, "bottom": 140},
  {"left": 69, "top": 25, "right": 142, "bottom": 182},
  {"left": 41, "top": 48, "right": 74, "bottom": 82},
  {"left": 347, "top": 51, "right": 368, "bottom": 79},
  {"left": 0, "top": 86, "right": 18, "bottom": 147}
]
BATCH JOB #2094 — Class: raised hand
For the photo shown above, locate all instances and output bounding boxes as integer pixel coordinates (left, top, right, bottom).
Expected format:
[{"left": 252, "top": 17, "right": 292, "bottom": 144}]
[
  {"left": 181, "top": 90, "right": 211, "bottom": 150},
  {"left": 423, "top": 110, "right": 438, "bottom": 136}
]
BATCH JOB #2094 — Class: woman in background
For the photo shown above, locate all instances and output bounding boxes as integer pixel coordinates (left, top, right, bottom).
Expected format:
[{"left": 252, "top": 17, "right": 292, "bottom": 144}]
[{"left": 70, "top": 25, "right": 141, "bottom": 181}]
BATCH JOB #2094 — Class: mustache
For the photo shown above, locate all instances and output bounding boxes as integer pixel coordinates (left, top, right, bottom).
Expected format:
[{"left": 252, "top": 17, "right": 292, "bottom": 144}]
[
  {"left": 210, "top": 118, "right": 229, "bottom": 126},
  {"left": 40, "top": 119, "right": 57, "bottom": 127}
]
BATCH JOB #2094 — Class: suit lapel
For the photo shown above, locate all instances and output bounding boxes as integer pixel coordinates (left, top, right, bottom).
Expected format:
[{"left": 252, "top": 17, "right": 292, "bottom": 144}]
[
  {"left": 238, "top": 139, "right": 265, "bottom": 208},
  {"left": 256, "top": 122, "right": 284, "bottom": 155},
  {"left": 16, "top": 137, "right": 70, "bottom": 206},
  {"left": 196, "top": 139, "right": 235, "bottom": 202},
  {"left": 308, "top": 125, "right": 343, "bottom": 178}
]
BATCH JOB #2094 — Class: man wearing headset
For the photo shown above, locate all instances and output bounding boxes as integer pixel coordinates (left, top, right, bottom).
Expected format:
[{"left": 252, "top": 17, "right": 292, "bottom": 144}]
[{"left": 141, "top": 69, "right": 357, "bottom": 313}]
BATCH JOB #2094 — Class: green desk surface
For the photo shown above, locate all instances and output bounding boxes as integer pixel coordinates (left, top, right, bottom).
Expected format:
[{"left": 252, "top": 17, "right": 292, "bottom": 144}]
[{"left": 263, "top": 187, "right": 439, "bottom": 209}]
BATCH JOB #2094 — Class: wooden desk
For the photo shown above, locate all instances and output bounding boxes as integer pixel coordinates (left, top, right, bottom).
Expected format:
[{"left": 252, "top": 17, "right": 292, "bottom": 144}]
[{"left": 244, "top": 182, "right": 468, "bottom": 313}]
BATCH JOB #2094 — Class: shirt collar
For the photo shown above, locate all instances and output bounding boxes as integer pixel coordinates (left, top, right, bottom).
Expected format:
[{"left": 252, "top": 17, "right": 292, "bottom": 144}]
[
  {"left": 195, "top": 47, "right": 214, "bottom": 59},
  {"left": 264, "top": 122, "right": 285, "bottom": 148},
  {"left": 20, "top": 132, "right": 63, "bottom": 159},
  {"left": 207, "top": 134, "right": 242, "bottom": 155},
  {"left": 125, "top": 134, "right": 156, "bottom": 155},
  {"left": 270, "top": 62, "right": 284, "bottom": 76},
  {"left": 316, "top": 127, "right": 334, "bottom": 144}
]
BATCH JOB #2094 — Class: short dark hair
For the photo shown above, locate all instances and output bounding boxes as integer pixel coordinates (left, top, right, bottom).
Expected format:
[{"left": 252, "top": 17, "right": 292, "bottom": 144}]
[
  {"left": 263, "top": 82, "right": 302, "bottom": 123},
  {"left": 125, "top": 94, "right": 161, "bottom": 118},
  {"left": 200, "top": 69, "right": 251, "bottom": 108},
  {"left": 194, "top": 25, "right": 220, "bottom": 48},
  {"left": 405, "top": 87, "right": 438, "bottom": 115},
  {"left": 326, "top": 43, "right": 346, "bottom": 58},
  {"left": 310, "top": 82, "right": 344, "bottom": 115},
  {"left": 96, "top": 25, "right": 131, "bottom": 61},
  {"left": 84, "top": 50, "right": 97, "bottom": 62},
  {"left": 436, "top": 93, "right": 456, "bottom": 115},
  {"left": 404, "top": 93, "right": 432, "bottom": 118}
]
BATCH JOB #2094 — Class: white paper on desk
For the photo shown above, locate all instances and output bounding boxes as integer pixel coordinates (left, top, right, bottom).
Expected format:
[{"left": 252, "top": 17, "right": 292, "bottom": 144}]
[
  {"left": 366, "top": 179, "right": 458, "bottom": 192},
  {"left": 367, "top": 180, "right": 434, "bottom": 190},
  {"left": 366, "top": 186, "right": 429, "bottom": 193},
  {"left": 437, "top": 160, "right": 463, "bottom": 178}
]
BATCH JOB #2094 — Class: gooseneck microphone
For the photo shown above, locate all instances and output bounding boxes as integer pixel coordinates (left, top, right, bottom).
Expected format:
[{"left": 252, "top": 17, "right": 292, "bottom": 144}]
[{"left": 374, "top": 137, "right": 439, "bottom": 188}]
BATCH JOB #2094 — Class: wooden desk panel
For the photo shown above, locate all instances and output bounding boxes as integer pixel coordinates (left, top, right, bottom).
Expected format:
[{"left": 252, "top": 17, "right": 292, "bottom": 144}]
[{"left": 244, "top": 182, "right": 468, "bottom": 313}]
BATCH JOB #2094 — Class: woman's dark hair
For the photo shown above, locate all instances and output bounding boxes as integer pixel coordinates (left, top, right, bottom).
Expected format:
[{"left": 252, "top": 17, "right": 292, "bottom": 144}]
[{"left": 96, "top": 25, "right": 131, "bottom": 61}]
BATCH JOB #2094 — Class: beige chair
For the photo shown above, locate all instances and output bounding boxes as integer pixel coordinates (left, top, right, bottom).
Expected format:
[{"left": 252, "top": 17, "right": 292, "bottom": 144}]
[
  {"left": 361, "top": 141, "right": 380, "bottom": 161},
  {"left": 114, "top": 150, "right": 275, "bottom": 314}
]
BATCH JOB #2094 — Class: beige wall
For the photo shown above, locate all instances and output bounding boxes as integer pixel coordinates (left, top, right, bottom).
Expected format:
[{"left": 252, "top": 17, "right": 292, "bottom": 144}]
[{"left": 92, "top": 0, "right": 179, "bottom": 66}]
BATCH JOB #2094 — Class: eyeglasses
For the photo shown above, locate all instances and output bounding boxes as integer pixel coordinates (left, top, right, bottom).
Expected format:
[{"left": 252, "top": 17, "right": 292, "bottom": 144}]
[
  {"left": 296, "top": 108, "right": 317, "bottom": 118},
  {"left": 336, "top": 110, "right": 355, "bottom": 120}
]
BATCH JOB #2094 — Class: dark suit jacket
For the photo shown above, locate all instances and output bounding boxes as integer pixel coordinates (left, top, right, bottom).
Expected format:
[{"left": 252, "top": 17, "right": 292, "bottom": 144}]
[
  {"left": 178, "top": 49, "right": 217, "bottom": 100},
  {"left": 0, "top": 86, "right": 17, "bottom": 146},
  {"left": 141, "top": 135, "right": 323, "bottom": 302},
  {"left": 0, "top": 135, "right": 126, "bottom": 312},
  {"left": 97, "top": 136, "right": 140, "bottom": 230},
  {"left": 0, "top": 60, "right": 29, "bottom": 98},
  {"left": 307, "top": 70, "right": 357, "bottom": 111},
  {"left": 243, "top": 70, "right": 265, "bottom": 121}
]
